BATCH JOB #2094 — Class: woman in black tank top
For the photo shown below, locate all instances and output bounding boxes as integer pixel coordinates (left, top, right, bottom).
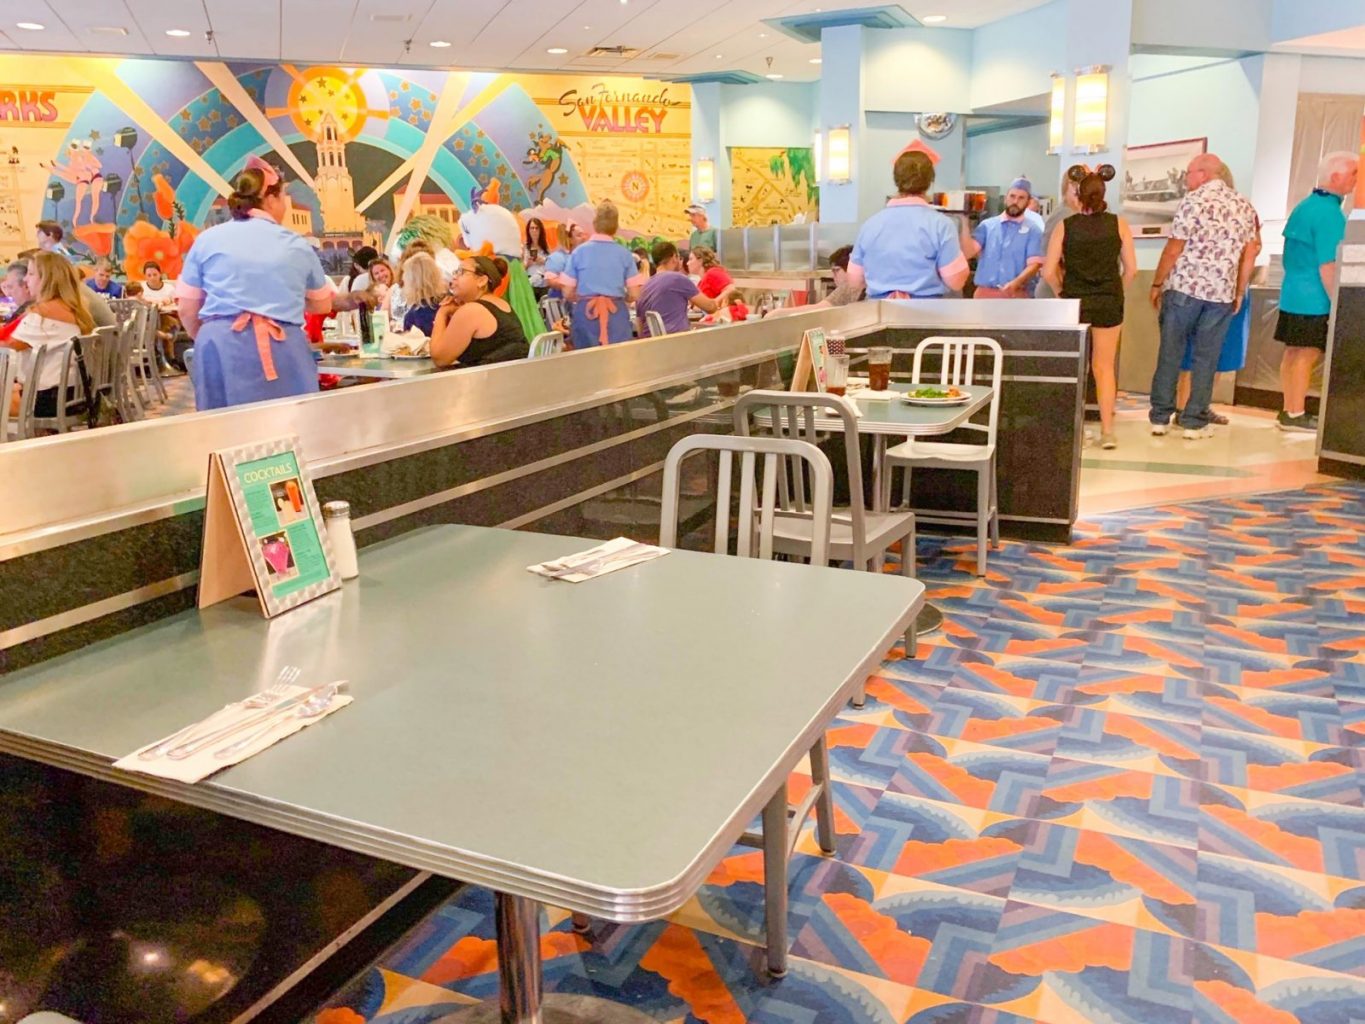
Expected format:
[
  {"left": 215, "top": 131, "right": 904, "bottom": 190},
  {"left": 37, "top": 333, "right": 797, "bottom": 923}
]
[
  {"left": 431, "top": 255, "right": 531, "bottom": 368},
  {"left": 1041, "top": 172, "right": 1137, "bottom": 449}
]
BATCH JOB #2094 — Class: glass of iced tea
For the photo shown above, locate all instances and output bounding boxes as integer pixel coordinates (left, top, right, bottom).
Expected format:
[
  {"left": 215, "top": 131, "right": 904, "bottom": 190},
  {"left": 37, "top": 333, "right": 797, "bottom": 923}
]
[
  {"left": 868, "top": 347, "right": 893, "bottom": 392},
  {"left": 825, "top": 353, "right": 850, "bottom": 396}
]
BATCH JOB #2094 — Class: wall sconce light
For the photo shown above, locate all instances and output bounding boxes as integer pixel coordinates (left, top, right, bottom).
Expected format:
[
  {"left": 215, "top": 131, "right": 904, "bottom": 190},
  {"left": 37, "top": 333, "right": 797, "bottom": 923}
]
[
  {"left": 695, "top": 157, "right": 715, "bottom": 203},
  {"left": 1047, "top": 73, "right": 1066, "bottom": 155},
  {"left": 814, "top": 130, "right": 822, "bottom": 183},
  {"left": 827, "top": 125, "right": 852, "bottom": 184},
  {"left": 1072, "top": 65, "right": 1110, "bottom": 154}
]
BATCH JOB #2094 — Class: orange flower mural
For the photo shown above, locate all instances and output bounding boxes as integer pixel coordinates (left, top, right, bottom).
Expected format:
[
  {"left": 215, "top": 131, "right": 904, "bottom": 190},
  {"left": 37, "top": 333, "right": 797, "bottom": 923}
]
[
  {"left": 122, "top": 219, "right": 197, "bottom": 281},
  {"left": 152, "top": 173, "right": 176, "bottom": 220}
]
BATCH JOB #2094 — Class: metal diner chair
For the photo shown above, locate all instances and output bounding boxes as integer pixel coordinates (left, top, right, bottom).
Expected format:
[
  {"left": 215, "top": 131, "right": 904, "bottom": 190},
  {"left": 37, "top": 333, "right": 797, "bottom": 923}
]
[
  {"left": 882, "top": 336, "right": 1003, "bottom": 576},
  {"left": 526, "top": 330, "right": 564, "bottom": 360},
  {"left": 644, "top": 310, "right": 667, "bottom": 337},
  {"left": 734, "top": 390, "right": 919, "bottom": 682},
  {"left": 655, "top": 431, "right": 839, "bottom": 978}
]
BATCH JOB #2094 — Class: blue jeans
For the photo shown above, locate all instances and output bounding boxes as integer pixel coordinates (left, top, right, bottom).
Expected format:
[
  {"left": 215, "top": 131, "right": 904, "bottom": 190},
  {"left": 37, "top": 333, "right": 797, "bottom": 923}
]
[{"left": 1150, "top": 290, "right": 1235, "bottom": 430}]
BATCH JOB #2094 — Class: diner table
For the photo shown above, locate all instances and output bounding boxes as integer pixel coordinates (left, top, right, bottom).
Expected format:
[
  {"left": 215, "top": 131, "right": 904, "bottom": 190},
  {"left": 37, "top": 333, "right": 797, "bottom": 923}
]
[
  {"left": 758, "top": 382, "right": 992, "bottom": 636},
  {"left": 316, "top": 353, "right": 440, "bottom": 379},
  {"left": 0, "top": 524, "right": 923, "bottom": 1024}
]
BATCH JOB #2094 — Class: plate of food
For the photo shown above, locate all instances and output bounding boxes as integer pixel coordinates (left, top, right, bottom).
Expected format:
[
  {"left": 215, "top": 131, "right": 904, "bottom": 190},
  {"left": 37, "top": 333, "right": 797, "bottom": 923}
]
[{"left": 900, "top": 385, "right": 970, "bottom": 406}]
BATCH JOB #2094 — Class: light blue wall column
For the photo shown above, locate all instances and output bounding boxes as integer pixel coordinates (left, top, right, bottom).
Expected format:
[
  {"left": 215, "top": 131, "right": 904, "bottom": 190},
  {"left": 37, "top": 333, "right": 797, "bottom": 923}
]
[
  {"left": 817, "top": 24, "right": 866, "bottom": 224},
  {"left": 1063, "top": 0, "right": 1133, "bottom": 203},
  {"left": 689, "top": 81, "right": 730, "bottom": 227}
]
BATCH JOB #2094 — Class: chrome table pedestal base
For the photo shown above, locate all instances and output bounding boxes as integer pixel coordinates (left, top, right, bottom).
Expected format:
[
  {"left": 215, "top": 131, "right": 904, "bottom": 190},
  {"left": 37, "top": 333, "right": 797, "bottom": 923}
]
[
  {"left": 438, "top": 893, "right": 657, "bottom": 1024},
  {"left": 440, "top": 994, "right": 659, "bottom": 1023},
  {"left": 914, "top": 603, "right": 944, "bottom": 636}
]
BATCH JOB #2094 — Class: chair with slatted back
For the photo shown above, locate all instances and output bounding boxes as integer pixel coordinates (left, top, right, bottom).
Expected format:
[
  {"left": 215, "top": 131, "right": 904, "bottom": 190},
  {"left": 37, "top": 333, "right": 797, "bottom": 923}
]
[
  {"left": 882, "top": 336, "right": 1003, "bottom": 576},
  {"left": 0, "top": 348, "right": 17, "bottom": 442},
  {"left": 659, "top": 430, "right": 838, "bottom": 978},
  {"left": 113, "top": 312, "right": 145, "bottom": 422},
  {"left": 644, "top": 310, "right": 667, "bottom": 337},
  {"left": 539, "top": 296, "right": 567, "bottom": 330},
  {"left": 734, "top": 390, "right": 918, "bottom": 681},
  {"left": 526, "top": 331, "right": 564, "bottom": 360},
  {"left": 130, "top": 303, "right": 167, "bottom": 404},
  {"left": 14, "top": 342, "right": 70, "bottom": 439}
]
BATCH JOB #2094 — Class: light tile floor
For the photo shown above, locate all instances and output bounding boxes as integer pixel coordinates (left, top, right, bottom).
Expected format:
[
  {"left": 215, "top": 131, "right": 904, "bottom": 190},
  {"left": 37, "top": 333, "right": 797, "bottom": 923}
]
[{"left": 308, "top": 479, "right": 1365, "bottom": 1024}]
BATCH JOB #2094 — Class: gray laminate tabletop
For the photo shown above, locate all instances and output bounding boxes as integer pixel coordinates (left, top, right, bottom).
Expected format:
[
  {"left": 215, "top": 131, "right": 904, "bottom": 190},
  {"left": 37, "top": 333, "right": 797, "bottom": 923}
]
[
  {"left": 317, "top": 354, "right": 439, "bottom": 378},
  {"left": 0, "top": 525, "right": 922, "bottom": 920},
  {"left": 837, "top": 383, "right": 992, "bottom": 436}
]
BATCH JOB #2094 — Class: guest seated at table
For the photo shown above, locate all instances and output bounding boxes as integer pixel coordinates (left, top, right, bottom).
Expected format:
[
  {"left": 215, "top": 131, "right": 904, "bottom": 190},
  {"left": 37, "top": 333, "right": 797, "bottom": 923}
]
[
  {"left": 87, "top": 258, "right": 124, "bottom": 298},
  {"left": 0, "top": 258, "right": 33, "bottom": 342},
  {"left": 686, "top": 246, "right": 732, "bottom": 299},
  {"left": 341, "top": 245, "right": 379, "bottom": 295},
  {"left": 366, "top": 257, "right": 395, "bottom": 311},
  {"left": 3, "top": 251, "right": 93, "bottom": 417},
  {"left": 764, "top": 244, "right": 864, "bottom": 319},
  {"left": 635, "top": 241, "right": 729, "bottom": 335},
  {"left": 400, "top": 252, "right": 448, "bottom": 336},
  {"left": 430, "top": 255, "right": 529, "bottom": 367},
  {"left": 390, "top": 240, "right": 433, "bottom": 326}
]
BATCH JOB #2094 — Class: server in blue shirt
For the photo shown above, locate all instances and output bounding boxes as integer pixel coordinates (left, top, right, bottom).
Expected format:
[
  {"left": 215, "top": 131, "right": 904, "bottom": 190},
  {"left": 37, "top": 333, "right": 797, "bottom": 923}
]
[
  {"left": 962, "top": 177, "right": 1045, "bottom": 298},
  {"left": 847, "top": 151, "right": 969, "bottom": 300},
  {"left": 561, "top": 201, "right": 646, "bottom": 347}
]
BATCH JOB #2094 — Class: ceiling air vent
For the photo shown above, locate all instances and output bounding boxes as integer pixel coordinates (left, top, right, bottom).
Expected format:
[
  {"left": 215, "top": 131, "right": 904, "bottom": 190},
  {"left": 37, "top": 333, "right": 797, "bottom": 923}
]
[
  {"left": 90, "top": 26, "right": 130, "bottom": 36},
  {"left": 647, "top": 52, "right": 680, "bottom": 61},
  {"left": 586, "top": 45, "right": 639, "bottom": 58},
  {"left": 370, "top": 13, "right": 409, "bottom": 22}
]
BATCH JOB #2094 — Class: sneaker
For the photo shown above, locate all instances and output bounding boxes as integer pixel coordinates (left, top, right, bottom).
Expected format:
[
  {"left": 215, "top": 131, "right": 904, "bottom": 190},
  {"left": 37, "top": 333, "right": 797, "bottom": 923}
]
[
  {"left": 1183, "top": 425, "right": 1215, "bottom": 440},
  {"left": 1100, "top": 432, "right": 1117, "bottom": 449},
  {"left": 1151, "top": 423, "right": 1169, "bottom": 436},
  {"left": 1208, "top": 411, "right": 1230, "bottom": 426},
  {"left": 1277, "top": 411, "right": 1316, "bottom": 433}
]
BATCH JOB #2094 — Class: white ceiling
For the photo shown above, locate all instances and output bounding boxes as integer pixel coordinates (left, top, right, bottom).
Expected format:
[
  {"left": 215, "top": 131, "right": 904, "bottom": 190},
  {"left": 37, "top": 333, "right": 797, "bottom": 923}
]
[
  {"left": 1274, "top": 25, "right": 1365, "bottom": 57},
  {"left": 0, "top": 0, "right": 1052, "bottom": 83}
]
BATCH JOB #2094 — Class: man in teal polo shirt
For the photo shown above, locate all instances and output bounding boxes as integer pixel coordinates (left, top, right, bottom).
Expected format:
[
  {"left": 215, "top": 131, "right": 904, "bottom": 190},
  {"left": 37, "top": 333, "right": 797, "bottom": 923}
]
[{"left": 1275, "top": 151, "right": 1358, "bottom": 433}]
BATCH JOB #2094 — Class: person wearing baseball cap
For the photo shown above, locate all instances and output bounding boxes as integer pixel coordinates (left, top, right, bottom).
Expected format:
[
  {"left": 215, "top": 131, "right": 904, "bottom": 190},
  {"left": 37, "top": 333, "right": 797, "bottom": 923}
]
[
  {"left": 684, "top": 203, "right": 717, "bottom": 253},
  {"left": 960, "top": 176, "right": 1046, "bottom": 299}
]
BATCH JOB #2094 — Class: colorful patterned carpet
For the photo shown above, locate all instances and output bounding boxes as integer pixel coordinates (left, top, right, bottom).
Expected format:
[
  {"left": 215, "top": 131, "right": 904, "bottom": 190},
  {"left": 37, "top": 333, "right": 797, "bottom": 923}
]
[{"left": 311, "top": 482, "right": 1365, "bottom": 1024}]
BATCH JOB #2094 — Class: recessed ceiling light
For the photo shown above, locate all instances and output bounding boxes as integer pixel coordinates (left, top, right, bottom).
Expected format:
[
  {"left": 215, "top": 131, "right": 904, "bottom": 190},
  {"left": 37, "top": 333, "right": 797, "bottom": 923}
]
[
  {"left": 766, "top": 73, "right": 783, "bottom": 79},
  {"left": 165, "top": 28, "right": 191, "bottom": 37},
  {"left": 758, "top": 32, "right": 767, "bottom": 38},
  {"left": 923, "top": 14, "right": 947, "bottom": 23},
  {"left": 430, "top": 40, "right": 451, "bottom": 47},
  {"left": 547, "top": 47, "right": 568, "bottom": 54},
  {"left": 714, "top": 53, "right": 723, "bottom": 59},
  {"left": 809, "top": 57, "right": 822, "bottom": 64},
  {"left": 16, "top": 22, "right": 44, "bottom": 30}
]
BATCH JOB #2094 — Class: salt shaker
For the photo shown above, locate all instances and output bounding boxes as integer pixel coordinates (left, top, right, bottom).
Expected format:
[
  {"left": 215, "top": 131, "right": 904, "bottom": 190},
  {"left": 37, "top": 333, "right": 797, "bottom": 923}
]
[{"left": 322, "top": 501, "right": 359, "bottom": 580}]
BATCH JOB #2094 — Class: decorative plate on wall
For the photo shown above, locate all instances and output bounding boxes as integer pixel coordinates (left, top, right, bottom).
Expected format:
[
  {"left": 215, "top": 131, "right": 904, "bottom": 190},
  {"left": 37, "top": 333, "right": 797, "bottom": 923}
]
[{"left": 917, "top": 112, "right": 957, "bottom": 141}]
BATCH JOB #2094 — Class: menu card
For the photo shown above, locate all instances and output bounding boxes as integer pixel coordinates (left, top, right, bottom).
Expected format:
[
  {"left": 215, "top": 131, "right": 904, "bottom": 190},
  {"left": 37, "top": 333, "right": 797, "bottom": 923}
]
[
  {"left": 791, "top": 327, "right": 829, "bottom": 393},
  {"left": 198, "top": 436, "right": 340, "bottom": 618}
]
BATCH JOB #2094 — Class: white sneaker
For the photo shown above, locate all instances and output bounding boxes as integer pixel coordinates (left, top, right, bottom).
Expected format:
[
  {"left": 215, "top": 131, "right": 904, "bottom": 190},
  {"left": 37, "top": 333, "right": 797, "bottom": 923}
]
[
  {"left": 1182, "top": 425, "right": 1215, "bottom": 440},
  {"left": 1151, "top": 423, "right": 1169, "bottom": 436}
]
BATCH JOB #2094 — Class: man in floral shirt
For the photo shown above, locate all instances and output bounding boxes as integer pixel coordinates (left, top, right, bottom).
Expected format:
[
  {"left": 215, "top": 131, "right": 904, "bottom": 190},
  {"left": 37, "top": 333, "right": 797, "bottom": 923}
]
[{"left": 1148, "top": 153, "right": 1259, "bottom": 439}]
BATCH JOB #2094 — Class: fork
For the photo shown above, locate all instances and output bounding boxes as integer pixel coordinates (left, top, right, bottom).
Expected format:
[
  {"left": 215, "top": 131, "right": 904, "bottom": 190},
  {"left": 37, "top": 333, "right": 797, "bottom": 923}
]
[
  {"left": 138, "top": 666, "right": 301, "bottom": 761},
  {"left": 213, "top": 683, "right": 342, "bottom": 760},
  {"left": 545, "top": 543, "right": 650, "bottom": 579}
]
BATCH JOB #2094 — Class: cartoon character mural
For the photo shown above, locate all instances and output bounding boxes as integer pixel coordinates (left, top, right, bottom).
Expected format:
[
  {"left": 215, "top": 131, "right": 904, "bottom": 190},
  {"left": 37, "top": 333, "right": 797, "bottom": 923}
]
[
  {"left": 4, "top": 58, "right": 688, "bottom": 287},
  {"left": 524, "top": 131, "right": 567, "bottom": 207},
  {"left": 458, "top": 179, "right": 545, "bottom": 339}
]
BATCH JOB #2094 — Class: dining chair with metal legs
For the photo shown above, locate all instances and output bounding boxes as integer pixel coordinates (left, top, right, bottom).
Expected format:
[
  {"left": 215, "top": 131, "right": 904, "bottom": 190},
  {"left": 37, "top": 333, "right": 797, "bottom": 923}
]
[
  {"left": 658, "top": 431, "right": 839, "bottom": 977},
  {"left": 734, "top": 390, "right": 919, "bottom": 689}
]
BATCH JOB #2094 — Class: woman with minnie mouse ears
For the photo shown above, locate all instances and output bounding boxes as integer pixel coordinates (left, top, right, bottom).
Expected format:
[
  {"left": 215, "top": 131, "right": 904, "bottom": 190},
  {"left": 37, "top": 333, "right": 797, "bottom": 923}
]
[{"left": 1042, "top": 164, "right": 1137, "bottom": 450}]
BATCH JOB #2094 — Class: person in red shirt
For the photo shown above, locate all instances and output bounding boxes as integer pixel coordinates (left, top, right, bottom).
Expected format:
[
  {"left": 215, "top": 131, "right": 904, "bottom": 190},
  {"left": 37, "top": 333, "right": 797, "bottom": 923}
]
[
  {"left": 0, "top": 258, "right": 33, "bottom": 342},
  {"left": 686, "top": 246, "right": 732, "bottom": 299}
]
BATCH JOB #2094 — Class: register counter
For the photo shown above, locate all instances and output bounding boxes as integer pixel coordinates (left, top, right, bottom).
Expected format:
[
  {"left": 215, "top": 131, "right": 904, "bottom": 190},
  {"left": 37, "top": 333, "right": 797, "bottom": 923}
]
[{"left": 1, "top": 299, "right": 1085, "bottom": 673}]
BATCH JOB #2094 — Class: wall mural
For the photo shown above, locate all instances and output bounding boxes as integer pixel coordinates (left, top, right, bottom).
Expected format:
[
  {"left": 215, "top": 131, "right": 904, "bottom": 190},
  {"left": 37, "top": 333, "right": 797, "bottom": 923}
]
[
  {"left": 729, "top": 146, "right": 818, "bottom": 228},
  {"left": 0, "top": 56, "right": 692, "bottom": 277}
]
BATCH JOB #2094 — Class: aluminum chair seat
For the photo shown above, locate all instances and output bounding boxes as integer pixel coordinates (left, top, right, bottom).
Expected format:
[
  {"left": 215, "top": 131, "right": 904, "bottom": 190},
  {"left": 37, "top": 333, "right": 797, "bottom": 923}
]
[
  {"left": 770, "top": 507, "right": 918, "bottom": 562},
  {"left": 884, "top": 439, "right": 996, "bottom": 463}
]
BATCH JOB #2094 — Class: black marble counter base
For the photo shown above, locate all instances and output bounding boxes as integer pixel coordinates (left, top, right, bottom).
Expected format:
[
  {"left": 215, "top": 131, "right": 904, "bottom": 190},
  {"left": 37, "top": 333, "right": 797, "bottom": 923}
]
[{"left": 0, "top": 753, "right": 456, "bottom": 1024}]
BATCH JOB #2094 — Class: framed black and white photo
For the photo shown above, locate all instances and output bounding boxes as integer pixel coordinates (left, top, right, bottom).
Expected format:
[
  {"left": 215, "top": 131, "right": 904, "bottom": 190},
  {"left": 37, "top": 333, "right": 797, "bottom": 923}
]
[{"left": 1122, "top": 137, "right": 1208, "bottom": 236}]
